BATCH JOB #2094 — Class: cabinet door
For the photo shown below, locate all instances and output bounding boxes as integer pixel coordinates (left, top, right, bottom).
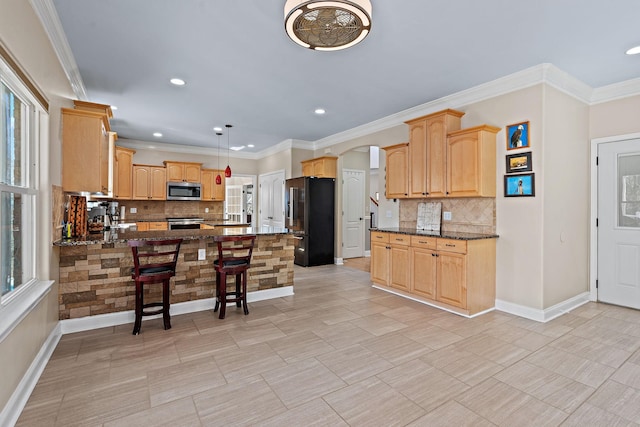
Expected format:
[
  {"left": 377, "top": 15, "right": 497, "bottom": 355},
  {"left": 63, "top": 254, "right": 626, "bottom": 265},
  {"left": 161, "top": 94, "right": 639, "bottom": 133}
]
[
  {"left": 302, "top": 161, "right": 313, "bottom": 177},
  {"left": 150, "top": 167, "right": 167, "bottom": 200},
  {"left": 132, "top": 165, "right": 151, "bottom": 199},
  {"left": 408, "top": 120, "right": 427, "bottom": 198},
  {"left": 212, "top": 170, "right": 225, "bottom": 201},
  {"left": 148, "top": 222, "right": 168, "bottom": 230},
  {"left": 114, "top": 147, "right": 134, "bottom": 199},
  {"left": 201, "top": 169, "right": 214, "bottom": 200},
  {"left": 410, "top": 247, "right": 437, "bottom": 299},
  {"left": 425, "top": 116, "right": 448, "bottom": 198},
  {"left": 166, "top": 163, "right": 184, "bottom": 182},
  {"left": 436, "top": 251, "right": 467, "bottom": 308},
  {"left": 447, "top": 133, "right": 480, "bottom": 197},
  {"left": 385, "top": 145, "right": 409, "bottom": 198},
  {"left": 136, "top": 222, "right": 150, "bottom": 231},
  {"left": 389, "top": 244, "right": 410, "bottom": 291},
  {"left": 371, "top": 242, "right": 390, "bottom": 285},
  {"left": 184, "top": 164, "right": 202, "bottom": 182},
  {"left": 62, "top": 109, "right": 109, "bottom": 193}
]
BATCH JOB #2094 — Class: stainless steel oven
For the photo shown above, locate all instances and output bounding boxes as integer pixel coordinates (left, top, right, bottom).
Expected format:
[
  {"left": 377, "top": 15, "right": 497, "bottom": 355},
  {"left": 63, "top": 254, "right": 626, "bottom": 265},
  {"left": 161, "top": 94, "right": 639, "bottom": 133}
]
[
  {"left": 166, "top": 182, "right": 202, "bottom": 201},
  {"left": 167, "top": 217, "right": 203, "bottom": 230}
]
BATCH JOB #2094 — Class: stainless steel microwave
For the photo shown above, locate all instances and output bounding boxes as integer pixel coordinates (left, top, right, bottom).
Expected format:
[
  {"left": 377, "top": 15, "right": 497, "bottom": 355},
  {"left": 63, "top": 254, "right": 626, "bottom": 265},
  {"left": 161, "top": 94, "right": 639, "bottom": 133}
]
[{"left": 166, "top": 181, "right": 202, "bottom": 201}]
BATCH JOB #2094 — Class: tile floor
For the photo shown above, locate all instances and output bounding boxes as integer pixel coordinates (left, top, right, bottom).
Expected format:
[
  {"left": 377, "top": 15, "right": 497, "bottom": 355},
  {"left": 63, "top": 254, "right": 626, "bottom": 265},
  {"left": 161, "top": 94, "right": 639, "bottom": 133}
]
[{"left": 16, "top": 263, "right": 640, "bottom": 426}]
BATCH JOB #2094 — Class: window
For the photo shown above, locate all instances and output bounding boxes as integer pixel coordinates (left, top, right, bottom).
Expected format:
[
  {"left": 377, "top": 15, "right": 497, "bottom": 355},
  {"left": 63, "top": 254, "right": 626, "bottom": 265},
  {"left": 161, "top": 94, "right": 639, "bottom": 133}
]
[
  {"left": 0, "top": 56, "right": 38, "bottom": 302},
  {"left": 225, "top": 184, "right": 243, "bottom": 222}
]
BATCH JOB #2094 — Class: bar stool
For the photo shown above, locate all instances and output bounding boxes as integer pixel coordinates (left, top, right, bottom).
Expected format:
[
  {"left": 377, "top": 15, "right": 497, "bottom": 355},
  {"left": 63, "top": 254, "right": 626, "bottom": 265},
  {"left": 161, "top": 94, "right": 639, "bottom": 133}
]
[
  {"left": 128, "top": 238, "right": 183, "bottom": 335},
  {"left": 213, "top": 235, "right": 256, "bottom": 319}
]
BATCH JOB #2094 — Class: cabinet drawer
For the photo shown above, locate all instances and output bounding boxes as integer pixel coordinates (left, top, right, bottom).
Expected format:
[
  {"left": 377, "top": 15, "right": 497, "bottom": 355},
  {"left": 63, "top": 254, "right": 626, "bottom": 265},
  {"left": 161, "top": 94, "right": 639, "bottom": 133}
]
[
  {"left": 148, "top": 222, "right": 168, "bottom": 231},
  {"left": 411, "top": 235, "right": 437, "bottom": 249},
  {"left": 389, "top": 234, "right": 410, "bottom": 246},
  {"left": 371, "top": 231, "right": 390, "bottom": 243},
  {"left": 437, "top": 238, "right": 467, "bottom": 254}
]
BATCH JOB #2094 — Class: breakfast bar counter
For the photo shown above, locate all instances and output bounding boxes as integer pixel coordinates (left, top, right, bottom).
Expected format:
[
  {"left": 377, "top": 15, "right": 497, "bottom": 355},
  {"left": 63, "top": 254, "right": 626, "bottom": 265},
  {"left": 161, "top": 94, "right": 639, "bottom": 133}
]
[{"left": 54, "top": 227, "right": 295, "bottom": 320}]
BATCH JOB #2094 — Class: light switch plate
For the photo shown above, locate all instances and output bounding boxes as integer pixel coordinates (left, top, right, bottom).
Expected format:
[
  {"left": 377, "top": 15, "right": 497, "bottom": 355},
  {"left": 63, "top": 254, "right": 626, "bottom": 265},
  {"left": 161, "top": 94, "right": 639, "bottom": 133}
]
[
  {"left": 130, "top": 207, "right": 137, "bottom": 213},
  {"left": 198, "top": 249, "right": 206, "bottom": 260},
  {"left": 443, "top": 211, "right": 452, "bottom": 221},
  {"left": 386, "top": 210, "right": 392, "bottom": 218}
]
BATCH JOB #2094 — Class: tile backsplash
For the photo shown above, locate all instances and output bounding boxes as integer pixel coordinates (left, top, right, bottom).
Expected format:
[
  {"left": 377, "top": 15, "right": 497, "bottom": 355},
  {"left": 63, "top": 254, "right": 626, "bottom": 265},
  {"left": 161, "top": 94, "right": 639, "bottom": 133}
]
[
  {"left": 400, "top": 198, "right": 495, "bottom": 234},
  {"left": 107, "top": 200, "right": 223, "bottom": 222}
]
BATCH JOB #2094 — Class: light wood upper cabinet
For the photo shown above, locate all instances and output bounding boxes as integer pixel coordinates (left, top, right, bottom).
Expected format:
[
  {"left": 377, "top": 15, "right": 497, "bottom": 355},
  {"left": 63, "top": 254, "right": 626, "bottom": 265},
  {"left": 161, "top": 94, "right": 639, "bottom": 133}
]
[
  {"left": 61, "top": 107, "right": 111, "bottom": 193},
  {"left": 201, "top": 169, "right": 226, "bottom": 201},
  {"left": 133, "top": 165, "right": 166, "bottom": 200},
  {"left": 164, "top": 161, "right": 202, "bottom": 183},
  {"left": 383, "top": 143, "right": 409, "bottom": 199},
  {"left": 113, "top": 146, "right": 136, "bottom": 199},
  {"left": 405, "top": 109, "right": 464, "bottom": 198},
  {"left": 301, "top": 156, "right": 337, "bottom": 178},
  {"left": 446, "top": 125, "right": 500, "bottom": 197}
]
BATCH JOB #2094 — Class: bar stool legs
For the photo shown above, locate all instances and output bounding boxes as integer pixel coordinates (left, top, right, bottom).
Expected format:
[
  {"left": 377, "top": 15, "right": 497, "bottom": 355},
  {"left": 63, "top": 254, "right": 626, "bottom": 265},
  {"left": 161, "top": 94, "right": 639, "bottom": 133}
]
[{"left": 213, "top": 269, "right": 250, "bottom": 319}]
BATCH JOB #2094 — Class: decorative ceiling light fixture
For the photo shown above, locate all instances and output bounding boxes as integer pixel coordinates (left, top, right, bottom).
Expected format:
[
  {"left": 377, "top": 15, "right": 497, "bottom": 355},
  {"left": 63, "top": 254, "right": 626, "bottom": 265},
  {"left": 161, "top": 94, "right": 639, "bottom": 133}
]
[
  {"left": 284, "top": 0, "right": 372, "bottom": 51},
  {"left": 225, "top": 124, "right": 233, "bottom": 178},
  {"left": 216, "top": 132, "right": 223, "bottom": 185}
]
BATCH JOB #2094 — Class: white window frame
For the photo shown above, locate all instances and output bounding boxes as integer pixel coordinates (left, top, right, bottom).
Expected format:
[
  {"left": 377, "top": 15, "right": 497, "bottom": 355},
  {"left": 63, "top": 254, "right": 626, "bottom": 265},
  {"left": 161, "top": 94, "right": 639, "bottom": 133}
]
[{"left": 0, "top": 52, "right": 52, "bottom": 342}]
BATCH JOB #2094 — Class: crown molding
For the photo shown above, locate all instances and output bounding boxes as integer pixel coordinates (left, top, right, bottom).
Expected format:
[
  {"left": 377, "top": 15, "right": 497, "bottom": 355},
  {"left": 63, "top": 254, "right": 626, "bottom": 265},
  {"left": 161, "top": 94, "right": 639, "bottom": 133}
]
[
  {"left": 117, "top": 137, "right": 315, "bottom": 160},
  {"left": 29, "top": 0, "right": 87, "bottom": 100},
  {"left": 591, "top": 77, "right": 640, "bottom": 105}
]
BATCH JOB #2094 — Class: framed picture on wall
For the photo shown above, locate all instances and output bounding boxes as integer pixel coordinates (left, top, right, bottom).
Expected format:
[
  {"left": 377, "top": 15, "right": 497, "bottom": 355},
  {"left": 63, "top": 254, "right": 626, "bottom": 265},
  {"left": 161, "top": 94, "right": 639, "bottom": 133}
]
[
  {"left": 505, "top": 151, "right": 532, "bottom": 173},
  {"left": 506, "top": 121, "right": 530, "bottom": 150},
  {"left": 504, "top": 173, "right": 535, "bottom": 197}
]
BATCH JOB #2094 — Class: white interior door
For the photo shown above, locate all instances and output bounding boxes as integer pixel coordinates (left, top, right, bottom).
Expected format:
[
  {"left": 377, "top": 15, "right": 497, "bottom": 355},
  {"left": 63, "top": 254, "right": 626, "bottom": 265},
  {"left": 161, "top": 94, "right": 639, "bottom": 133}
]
[
  {"left": 342, "top": 169, "right": 365, "bottom": 259},
  {"left": 258, "top": 170, "right": 285, "bottom": 228},
  {"left": 598, "top": 138, "right": 640, "bottom": 308}
]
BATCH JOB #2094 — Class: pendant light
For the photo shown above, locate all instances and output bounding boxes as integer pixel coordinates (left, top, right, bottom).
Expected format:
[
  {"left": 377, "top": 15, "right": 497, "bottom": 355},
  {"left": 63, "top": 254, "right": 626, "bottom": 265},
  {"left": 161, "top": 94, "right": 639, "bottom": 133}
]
[
  {"left": 215, "top": 132, "right": 222, "bottom": 185},
  {"left": 225, "top": 124, "right": 232, "bottom": 178}
]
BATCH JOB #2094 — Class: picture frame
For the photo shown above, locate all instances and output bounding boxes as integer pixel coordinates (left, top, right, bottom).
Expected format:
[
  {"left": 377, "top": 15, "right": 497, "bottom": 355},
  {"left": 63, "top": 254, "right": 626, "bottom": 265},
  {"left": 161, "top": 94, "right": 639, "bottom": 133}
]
[
  {"left": 505, "top": 151, "right": 532, "bottom": 173},
  {"left": 504, "top": 173, "right": 535, "bottom": 197},
  {"left": 506, "top": 121, "right": 530, "bottom": 150}
]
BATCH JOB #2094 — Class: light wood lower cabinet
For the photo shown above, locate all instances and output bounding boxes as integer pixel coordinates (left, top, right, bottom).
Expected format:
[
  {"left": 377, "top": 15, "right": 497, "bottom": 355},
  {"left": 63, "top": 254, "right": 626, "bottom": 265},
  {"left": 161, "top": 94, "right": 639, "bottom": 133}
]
[
  {"left": 372, "top": 231, "right": 496, "bottom": 315},
  {"left": 370, "top": 232, "right": 410, "bottom": 291}
]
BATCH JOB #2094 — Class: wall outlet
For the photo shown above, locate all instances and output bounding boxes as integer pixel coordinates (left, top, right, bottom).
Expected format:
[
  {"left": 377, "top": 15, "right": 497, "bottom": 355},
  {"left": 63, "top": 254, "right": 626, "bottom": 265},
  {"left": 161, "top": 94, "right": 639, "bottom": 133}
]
[
  {"left": 198, "top": 249, "right": 206, "bottom": 260},
  {"left": 443, "top": 211, "right": 452, "bottom": 221},
  {"left": 205, "top": 208, "right": 209, "bottom": 213},
  {"left": 130, "top": 207, "right": 137, "bottom": 213}
]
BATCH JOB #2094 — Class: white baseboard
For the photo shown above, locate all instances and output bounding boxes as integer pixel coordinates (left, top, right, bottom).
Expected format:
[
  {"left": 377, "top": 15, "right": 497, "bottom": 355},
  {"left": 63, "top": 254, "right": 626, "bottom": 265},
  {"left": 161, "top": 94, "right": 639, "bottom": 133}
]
[
  {"left": 364, "top": 250, "right": 371, "bottom": 257},
  {"left": 61, "top": 286, "right": 294, "bottom": 335},
  {"left": 495, "top": 292, "right": 591, "bottom": 323},
  {"left": 335, "top": 257, "right": 344, "bottom": 265},
  {"left": 0, "top": 322, "right": 62, "bottom": 427}
]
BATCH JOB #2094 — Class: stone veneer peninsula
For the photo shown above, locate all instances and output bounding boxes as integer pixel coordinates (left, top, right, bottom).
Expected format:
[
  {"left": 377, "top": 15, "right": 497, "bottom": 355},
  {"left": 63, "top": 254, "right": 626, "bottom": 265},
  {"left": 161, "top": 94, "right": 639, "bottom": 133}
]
[{"left": 53, "top": 227, "right": 294, "bottom": 320}]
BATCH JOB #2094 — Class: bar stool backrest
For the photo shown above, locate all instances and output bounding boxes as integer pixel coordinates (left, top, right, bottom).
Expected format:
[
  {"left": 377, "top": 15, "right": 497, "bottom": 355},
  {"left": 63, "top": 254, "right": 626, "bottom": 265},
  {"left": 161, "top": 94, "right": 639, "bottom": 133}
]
[
  {"left": 214, "top": 235, "right": 256, "bottom": 270},
  {"left": 128, "top": 238, "right": 183, "bottom": 280}
]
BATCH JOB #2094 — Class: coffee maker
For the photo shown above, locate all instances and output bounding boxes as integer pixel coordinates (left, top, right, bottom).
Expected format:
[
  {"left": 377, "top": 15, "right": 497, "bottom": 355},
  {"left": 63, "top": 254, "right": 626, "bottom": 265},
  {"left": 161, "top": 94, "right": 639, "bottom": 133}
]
[{"left": 108, "top": 201, "right": 119, "bottom": 227}]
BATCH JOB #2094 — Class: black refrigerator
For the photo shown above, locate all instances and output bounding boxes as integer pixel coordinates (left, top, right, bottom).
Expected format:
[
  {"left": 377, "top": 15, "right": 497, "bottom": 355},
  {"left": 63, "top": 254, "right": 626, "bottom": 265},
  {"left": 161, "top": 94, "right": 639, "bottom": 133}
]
[{"left": 285, "top": 177, "right": 335, "bottom": 267}]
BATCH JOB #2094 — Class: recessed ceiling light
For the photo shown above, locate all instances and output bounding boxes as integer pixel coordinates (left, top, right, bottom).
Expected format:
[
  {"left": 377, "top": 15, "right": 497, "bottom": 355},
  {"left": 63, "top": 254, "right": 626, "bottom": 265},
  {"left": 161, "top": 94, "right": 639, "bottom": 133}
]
[
  {"left": 213, "top": 126, "right": 223, "bottom": 132},
  {"left": 170, "top": 78, "right": 186, "bottom": 86},
  {"left": 153, "top": 132, "right": 163, "bottom": 137},
  {"left": 111, "top": 105, "right": 118, "bottom": 110},
  {"left": 626, "top": 45, "right": 640, "bottom": 55},
  {"left": 247, "top": 144, "right": 255, "bottom": 148},
  {"left": 230, "top": 146, "right": 245, "bottom": 151},
  {"left": 315, "top": 108, "right": 326, "bottom": 115}
]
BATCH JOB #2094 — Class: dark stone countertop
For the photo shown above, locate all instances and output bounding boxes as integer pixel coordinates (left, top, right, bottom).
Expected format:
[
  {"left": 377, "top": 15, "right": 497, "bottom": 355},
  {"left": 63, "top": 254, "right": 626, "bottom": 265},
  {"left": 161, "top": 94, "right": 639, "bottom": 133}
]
[
  {"left": 54, "top": 226, "right": 293, "bottom": 246},
  {"left": 370, "top": 227, "right": 498, "bottom": 240}
]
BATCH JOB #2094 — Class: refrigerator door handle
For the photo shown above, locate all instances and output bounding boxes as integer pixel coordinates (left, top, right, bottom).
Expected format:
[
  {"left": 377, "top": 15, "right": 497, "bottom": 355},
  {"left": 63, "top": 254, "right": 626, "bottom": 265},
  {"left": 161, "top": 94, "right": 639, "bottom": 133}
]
[{"left": 289, "top": 187, "right": 295, "bottom": 227}]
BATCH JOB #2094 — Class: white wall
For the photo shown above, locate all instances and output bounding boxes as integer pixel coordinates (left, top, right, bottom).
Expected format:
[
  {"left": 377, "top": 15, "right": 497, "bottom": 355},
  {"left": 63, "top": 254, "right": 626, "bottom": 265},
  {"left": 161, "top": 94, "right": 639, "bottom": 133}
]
[{"left": 0, "top": 0, "right": 75, "bottom": 415}]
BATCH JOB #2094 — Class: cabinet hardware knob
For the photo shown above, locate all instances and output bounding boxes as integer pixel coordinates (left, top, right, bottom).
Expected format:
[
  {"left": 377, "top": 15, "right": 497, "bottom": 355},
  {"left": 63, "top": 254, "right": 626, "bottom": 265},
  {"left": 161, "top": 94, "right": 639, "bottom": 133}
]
[{"left": 445, "top": 244, "right": 455, "bottom": 247}]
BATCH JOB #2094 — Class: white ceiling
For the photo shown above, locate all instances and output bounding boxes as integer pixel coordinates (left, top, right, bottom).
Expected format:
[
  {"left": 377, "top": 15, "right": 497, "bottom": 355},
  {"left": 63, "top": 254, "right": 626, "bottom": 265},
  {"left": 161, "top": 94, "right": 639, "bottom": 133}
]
[{"left": 47, "top": 0, "right": 640, "bottom": 156}]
